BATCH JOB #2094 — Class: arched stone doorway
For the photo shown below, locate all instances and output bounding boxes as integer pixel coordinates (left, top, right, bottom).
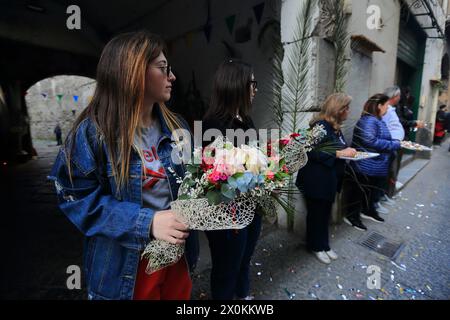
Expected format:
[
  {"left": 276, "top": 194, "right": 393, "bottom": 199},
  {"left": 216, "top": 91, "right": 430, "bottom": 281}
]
[{"left": 25, "top": 75, "right": 96, "bottom": 147}]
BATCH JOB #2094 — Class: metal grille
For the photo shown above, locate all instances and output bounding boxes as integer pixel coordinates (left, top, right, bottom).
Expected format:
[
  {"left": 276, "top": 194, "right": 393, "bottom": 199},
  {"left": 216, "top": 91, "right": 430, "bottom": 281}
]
[{"left": 359, "top": 232, "right": 404, "bottom": 260}]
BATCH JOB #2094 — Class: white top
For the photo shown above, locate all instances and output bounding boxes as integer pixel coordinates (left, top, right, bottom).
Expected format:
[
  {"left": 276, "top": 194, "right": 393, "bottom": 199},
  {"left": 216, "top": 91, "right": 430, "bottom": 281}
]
[{"left": 382, "top": 105, "right": 405, "bottom": 141}]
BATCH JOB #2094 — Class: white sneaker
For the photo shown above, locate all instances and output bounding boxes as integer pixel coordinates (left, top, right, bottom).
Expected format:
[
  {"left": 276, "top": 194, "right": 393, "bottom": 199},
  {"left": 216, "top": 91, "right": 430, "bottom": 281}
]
[
  {"left": 314, "top": 251, "right": 331, "bottom": 264},
  {"left": 375, "top": 202, "right": 389, "bottom": 214},
  {"left": 381, "top": 195, "right": 396, "bottom": 206},
  {"left": 326, "top": 250, "right": 338, "bottom": 260}
]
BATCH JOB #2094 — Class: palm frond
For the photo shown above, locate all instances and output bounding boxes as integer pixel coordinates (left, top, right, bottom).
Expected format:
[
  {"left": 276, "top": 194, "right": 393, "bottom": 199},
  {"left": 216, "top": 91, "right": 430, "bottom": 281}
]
[
  {"left": 330, "top": 0, "right": 350, "bottom": 92},
  {"left": 282, "top": 0, "right": 317, "bottom": 135}
]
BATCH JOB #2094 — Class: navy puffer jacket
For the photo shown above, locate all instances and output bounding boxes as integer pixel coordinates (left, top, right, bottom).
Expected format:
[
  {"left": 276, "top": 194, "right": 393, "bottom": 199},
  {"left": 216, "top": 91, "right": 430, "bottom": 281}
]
[{"left": 351, "top": 114, "right": 401, "bottom": 177}]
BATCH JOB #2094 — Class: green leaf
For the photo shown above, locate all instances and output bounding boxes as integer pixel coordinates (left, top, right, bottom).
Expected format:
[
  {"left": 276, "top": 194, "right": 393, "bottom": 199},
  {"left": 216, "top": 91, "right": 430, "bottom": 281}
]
[
  {"left": 232, "top": 172, "right": 244, "bottom": 179},
  {"left": 177, "top": 194, "right": 190, "bottom": 200},
  {"left": 206, "top": 190, "right": 221, "bottom": 205},
  {"left": 186, "top": 164, "right": 199, "bottom": 174}
]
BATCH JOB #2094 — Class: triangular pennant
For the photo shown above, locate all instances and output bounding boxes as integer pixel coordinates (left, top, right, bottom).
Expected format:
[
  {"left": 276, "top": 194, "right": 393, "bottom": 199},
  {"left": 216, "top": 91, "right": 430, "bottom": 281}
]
[
  {"left": 225, "top": 15, "right": 236, "bottom": 35},
  {"left": 41, "top": 93, "right": 47, "bottom": 99},
  {"left": 253, "top": 2, "right": 265, "bottom": 25},
  {"left": 73, "top": 95, "right": 79, "bottom": 102},
  {"left": 204, "top": 24, "right": 212, "bottom": 43},
  {"left": 56, "top": 94, "right": 63, "bottom": 102}
]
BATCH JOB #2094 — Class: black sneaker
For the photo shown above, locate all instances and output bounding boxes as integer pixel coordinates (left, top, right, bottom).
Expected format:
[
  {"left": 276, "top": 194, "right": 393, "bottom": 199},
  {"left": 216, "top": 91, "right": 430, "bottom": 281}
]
[
  {"left": 343, "top": 217, "right": 367, "bottom": 231},
  {"left": 361, "top": 213, "right": 385, "bottom": 223}
]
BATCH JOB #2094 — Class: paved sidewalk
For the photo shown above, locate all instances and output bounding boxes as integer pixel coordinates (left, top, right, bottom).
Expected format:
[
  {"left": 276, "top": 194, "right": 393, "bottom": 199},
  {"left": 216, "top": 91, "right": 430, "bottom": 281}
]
[
  {"left": 1, "top": 139, "right": 449, "bottom": 300},
  {"left": 191, "top": 143, "right": 450, "bottom": 300}
]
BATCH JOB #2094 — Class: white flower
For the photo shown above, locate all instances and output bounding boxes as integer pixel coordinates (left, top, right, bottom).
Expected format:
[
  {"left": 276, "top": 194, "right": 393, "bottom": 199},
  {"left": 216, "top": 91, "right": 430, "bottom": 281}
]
[{"left": 242, "top": 145, "right": 268, "bottom": 174}]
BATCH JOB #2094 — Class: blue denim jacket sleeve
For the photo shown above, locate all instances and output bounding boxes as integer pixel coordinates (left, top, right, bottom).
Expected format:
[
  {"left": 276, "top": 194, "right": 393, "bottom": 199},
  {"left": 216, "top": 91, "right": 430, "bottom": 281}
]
[
  {"left": 48, "top": 120, "right": 153, "bottom": 251},
  {"left": 356, "top": 117, "right": 401, "bottom": 152}
]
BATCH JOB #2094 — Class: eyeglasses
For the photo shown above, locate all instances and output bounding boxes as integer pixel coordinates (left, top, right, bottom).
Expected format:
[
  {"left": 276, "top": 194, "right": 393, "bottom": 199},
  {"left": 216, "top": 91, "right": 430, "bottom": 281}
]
[
  {"left": 154, "top": 64, "right": 172, "bottom": 77},
  {"left": 250, "top": 80, "right": 258, "bottom": 89}
]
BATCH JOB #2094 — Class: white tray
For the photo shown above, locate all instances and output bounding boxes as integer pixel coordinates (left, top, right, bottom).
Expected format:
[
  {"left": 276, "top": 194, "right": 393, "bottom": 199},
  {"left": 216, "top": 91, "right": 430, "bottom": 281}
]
[
  {"left": 401, "top": 143, "right": 432, "bottom": 152},
  {"left": 340, "top": 152, "right": 380, "bottom": 161}
]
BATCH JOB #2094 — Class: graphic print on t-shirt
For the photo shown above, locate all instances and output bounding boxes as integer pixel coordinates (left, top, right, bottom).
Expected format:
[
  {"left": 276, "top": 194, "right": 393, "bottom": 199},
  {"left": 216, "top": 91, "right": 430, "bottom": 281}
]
[{"left": 142, "top": 145, "right": 167, "bottom": 190}]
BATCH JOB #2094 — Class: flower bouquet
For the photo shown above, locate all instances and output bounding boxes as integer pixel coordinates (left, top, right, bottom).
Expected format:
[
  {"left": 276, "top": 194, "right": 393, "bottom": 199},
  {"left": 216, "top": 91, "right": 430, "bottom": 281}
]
[{"left": 142, "top": 135, "right": 291, "bottom": 274}]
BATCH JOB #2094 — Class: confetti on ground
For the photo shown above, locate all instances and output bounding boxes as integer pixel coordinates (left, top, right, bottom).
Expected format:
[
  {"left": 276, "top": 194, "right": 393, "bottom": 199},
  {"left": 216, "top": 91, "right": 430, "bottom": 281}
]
[
  {"left": 391, "top": 261, "right": 407, "bottom": 271},
  {"left": 409, "top": 212, "right": 415, "bottom": 216},
  {"left": 308, "top": 292, "right": 317, "bottom": 299},
  {"left": 314, "top": 284, "right": 321, "bottom": 288},
  {"left": 341, "top": 294, "right": 348, "bottom": 300},
  {"left": 255, "top": 262, "right": 262, "bottom": 266},
  {"left": 257, "top": 272, "right": 262, "bottom": 276},
  {"left": 356, "top": 293, "right": 364, "bottom": 299},
  {"left": 416, "top": 204, "right": 425, "bottom": 207},
  {"left": 406, "top": 226, "right": 411, "bottom": 230},
  {"left": 337, "top": 284, "right": 343, "bottom": 290},
  {"left": 284, "top": 288, "right": 296, "bottom": 300},
  {"left": 391, "top": 275, "right": 395, "bottom": 281}
]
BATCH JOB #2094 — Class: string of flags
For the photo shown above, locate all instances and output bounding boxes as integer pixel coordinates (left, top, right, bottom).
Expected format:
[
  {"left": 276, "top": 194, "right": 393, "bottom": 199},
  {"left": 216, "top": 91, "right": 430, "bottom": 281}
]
[
  {"left": 36, "top": 93, "right": 93, "bottom": 106},
  {"left": 169, "top": 1, "right": 265, "bottom": 49}
]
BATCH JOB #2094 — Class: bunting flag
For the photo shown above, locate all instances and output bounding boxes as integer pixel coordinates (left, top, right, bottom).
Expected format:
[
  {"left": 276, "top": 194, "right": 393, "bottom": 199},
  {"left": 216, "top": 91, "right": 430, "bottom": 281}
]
[
  {"left": 185, "top": 32, "right": 194, "bottom": 48},
  {"left": 225, "top": 15, "right": 236, "bottom": 35},
  {"left": 73, "top": 95, "right": 79, "bottom": 102},
  {"left": 203, "top": 24, "right": 212, "bottom": 43},
  {"left": 253, "top": 2, "right": 265, "bottom": 25},
  {"left": 41, "top": 93, "right": 47, "bottom": 99},
  {"left": 56, "top": 94, "right": 63, "bottom": 102}
]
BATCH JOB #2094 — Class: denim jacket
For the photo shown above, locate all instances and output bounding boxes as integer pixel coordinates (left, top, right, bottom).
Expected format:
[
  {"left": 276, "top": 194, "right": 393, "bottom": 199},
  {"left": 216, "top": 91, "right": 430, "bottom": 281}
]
[{"left": 48, "top": 105, "right": 198, "bottom": 300}]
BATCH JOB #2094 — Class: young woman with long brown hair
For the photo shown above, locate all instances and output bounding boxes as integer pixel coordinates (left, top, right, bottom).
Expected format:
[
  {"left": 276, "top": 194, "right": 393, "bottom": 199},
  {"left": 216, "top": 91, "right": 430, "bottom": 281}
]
[{"left": 49, "top": 30, "right": 198, "bottom": 300}]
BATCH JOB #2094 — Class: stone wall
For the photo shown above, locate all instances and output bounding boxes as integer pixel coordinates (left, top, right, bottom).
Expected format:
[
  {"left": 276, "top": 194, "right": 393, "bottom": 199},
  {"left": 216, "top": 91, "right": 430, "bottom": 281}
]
[{"left": 25, "top": 75, "right": 96, "bottom": 141}]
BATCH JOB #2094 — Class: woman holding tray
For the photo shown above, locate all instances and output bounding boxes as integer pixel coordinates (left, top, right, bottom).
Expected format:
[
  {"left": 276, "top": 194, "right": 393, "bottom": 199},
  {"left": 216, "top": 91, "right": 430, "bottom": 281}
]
[
  {"left": 295, "top": 93, "right": 357, "bottom": 264},
  {"left": 346, "top": 94, "right": 401, "bottom": 230}
]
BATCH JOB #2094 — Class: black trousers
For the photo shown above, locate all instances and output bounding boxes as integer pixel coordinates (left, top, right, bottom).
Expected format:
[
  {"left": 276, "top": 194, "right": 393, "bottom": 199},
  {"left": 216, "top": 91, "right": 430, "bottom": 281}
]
[
  {"left": 384, "top": 150, "right": 402, "bottom": 198},
  {"left": 205, "top": 213, "right": 262, "bottom": 300},
  {"left": 305, "top": 197, "right": 333, "bottom": 252},
  {"left": 346, "top": 173, "right": 386, "bottom": 221}
]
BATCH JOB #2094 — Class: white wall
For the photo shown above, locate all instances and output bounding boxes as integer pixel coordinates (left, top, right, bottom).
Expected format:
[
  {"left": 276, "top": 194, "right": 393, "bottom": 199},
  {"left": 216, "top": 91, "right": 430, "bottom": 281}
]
[{"left": 347, "top": 0, "right": 401, "bottom": 94}]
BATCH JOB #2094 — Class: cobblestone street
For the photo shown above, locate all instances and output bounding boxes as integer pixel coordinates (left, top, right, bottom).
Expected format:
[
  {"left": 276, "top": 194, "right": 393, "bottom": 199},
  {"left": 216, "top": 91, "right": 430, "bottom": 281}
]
[{"left": 1, "top": 139, "right": 449, "bottom": 300}]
